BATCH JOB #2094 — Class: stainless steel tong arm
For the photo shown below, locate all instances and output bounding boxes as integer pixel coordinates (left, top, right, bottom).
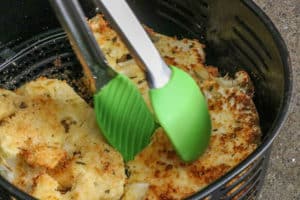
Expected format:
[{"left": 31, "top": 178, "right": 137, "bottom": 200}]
[
  {"left": 49, "top": 0, "right": 116, "bottom": 91},
  {"left": 94, "top": 0, "right": 172, "bottom": 88}
]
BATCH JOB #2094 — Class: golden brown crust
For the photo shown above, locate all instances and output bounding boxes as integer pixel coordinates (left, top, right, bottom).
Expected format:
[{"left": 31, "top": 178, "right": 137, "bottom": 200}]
[
  {"left": 0, "top": 78, "right": 125, "bottom": 200},
  {"left": 89, "top": 15, "right": 261, "bottom": 199}
]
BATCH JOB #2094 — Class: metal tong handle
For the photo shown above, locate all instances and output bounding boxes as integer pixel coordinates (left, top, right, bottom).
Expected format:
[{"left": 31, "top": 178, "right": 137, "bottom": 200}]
[
  {"left": 49, "top": 0, "right": 116, "bottom": 92},
  {"left": 94, "top": 0, "right": 171, "bottom": 89}
]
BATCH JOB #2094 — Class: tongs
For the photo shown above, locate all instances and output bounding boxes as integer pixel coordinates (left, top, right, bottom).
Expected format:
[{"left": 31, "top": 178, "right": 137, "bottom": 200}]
[
  {"left": 49, "top": 0, "right": 156, "bottom": 162},
  {"left": 95, "top": 0, "right": 211, "bottom": 162},
  {"left": 50, "top": 0, "right": 211, "bottom": 162}
]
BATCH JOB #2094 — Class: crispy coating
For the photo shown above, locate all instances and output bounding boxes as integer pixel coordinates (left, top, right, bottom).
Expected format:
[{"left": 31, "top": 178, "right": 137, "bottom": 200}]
[
  {"left": 89, "top": 15, "right": 261, "bottom": 200},
  {"left": 0, "top": 78, "right": 125, "bottom": 200}
]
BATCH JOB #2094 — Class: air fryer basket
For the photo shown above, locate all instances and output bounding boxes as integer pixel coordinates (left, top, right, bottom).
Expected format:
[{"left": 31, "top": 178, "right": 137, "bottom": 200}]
[{"left": 0, "top": 0, "right": 292, "bottom": 199}]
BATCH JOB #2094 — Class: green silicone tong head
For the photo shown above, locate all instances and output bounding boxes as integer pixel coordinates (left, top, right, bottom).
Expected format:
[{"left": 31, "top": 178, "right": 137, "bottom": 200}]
[
  {"left": 96, "top": 0, "right": 212, "bottom": 162},
  {"left": 49, "top": 0, "right": 155, "bottom": 161}
]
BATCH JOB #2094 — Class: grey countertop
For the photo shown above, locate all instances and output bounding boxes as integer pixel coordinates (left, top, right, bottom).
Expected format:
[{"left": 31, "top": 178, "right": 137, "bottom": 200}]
[{"left": 252, "top": 0, "right": 300, "bottom": 200}]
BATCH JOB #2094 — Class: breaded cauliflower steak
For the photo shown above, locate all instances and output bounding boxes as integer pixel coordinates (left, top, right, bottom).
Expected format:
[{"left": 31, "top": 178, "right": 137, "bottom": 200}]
[
  {"left": 0, "top": 78, "right": 125, "bottom": 200},
  {"left": 89, "top": 15, "right": 261, "bottom": 200}
]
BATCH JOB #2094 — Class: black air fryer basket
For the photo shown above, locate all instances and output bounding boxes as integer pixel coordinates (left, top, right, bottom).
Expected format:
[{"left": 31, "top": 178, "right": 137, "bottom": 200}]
[{"left": 0, "top": 0, "right": 293, "bottom": 199}]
